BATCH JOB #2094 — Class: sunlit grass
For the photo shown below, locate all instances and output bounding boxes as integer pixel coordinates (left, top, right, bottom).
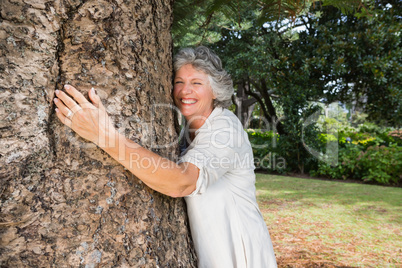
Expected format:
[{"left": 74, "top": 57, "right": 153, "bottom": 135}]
[{"left": 256, "top": 174, "right": 402, "bottom": 267}]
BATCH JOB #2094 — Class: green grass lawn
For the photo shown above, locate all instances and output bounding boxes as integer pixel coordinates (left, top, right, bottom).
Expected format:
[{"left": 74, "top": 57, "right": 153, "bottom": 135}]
[{"left": 256, "top": 174, "right": 402, "bottom": 268}]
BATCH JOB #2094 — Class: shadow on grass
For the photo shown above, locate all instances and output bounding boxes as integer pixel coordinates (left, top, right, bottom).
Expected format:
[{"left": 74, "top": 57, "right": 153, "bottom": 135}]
[{"left": 255, "top": 174, "right": 402, "bottom": 208}]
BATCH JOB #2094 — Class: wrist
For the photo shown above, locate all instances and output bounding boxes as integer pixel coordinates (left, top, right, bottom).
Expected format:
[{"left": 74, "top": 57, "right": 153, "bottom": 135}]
[
  {"left": 97, "top": 127, "right": 121, "bottom": 150},
  {"left": 98, "top": 130, "right": 137, "bottom": 163}
]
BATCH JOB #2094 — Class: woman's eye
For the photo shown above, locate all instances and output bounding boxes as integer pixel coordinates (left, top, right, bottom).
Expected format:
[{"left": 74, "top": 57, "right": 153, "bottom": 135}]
[
  {"left": 194, "top": 82, "right": 202, "bottom": 85},
  {"left": 175, "top": 81, "right": 183, "bottom": 84}
]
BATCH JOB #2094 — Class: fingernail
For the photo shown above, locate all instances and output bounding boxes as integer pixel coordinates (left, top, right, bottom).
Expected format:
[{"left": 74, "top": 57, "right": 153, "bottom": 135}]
[
  {"left": 55, "top": 108, "right": 59, "bottom": 113},
  {"left": 64, "top": 85, "right": 69, "bottom": 90},
  {"left": 53, "top": 98, "right": 58, "bottom": 103},
  {"left": 55, "top": 90, "right": 60, "bottom": 95}
]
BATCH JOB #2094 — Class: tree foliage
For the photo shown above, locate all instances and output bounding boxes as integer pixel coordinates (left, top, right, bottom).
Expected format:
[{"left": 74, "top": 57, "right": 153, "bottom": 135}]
[
  {"left": 300, "top": 1, "right": 402, "bottom": 126},
  {"left": 173, "top": 0, "right": 401, "bottom": 126},
  {"left": 173, "top": 0, "right": 368, "bottom": 47}
]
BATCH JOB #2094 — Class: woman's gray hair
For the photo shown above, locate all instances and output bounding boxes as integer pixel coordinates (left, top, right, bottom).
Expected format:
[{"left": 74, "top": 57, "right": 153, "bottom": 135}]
[{"left": 173, "top": 46, "right": 234, "bottom": 108}]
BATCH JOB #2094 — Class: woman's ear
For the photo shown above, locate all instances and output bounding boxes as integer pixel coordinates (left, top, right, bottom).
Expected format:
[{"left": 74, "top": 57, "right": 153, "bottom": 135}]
[{"left": 209, "top": 85, "right": 216, "bottom": 100}]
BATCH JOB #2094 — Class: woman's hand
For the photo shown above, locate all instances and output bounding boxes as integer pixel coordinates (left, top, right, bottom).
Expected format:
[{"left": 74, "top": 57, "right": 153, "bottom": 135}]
[{"left": 54, "top": 85, "right": 117, "bottom": 147}]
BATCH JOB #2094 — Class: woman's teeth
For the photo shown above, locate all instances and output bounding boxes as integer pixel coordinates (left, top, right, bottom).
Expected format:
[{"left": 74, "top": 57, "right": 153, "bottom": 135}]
[{"left": 182, "top": 99, "right": 197, "bottom": 104}]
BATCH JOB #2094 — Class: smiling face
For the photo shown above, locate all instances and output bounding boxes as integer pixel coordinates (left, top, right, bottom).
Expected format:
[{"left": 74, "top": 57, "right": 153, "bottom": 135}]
[{"left": 173, "top": 64, "right": 215, "bottom": 128}]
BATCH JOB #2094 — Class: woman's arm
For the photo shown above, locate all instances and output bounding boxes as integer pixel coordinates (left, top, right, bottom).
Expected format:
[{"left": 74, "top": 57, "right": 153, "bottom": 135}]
[{"left": 54, "top": 85, "right": 198, "bottom": 197}]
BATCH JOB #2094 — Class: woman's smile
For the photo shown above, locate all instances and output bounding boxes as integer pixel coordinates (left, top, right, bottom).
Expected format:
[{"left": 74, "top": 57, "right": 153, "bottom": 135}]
[
  {"left": 173, "top": 64, "right": 215, "bottom": 128},
  {"left": 181, "top": 98, "right": 198, "bottom": 104}
]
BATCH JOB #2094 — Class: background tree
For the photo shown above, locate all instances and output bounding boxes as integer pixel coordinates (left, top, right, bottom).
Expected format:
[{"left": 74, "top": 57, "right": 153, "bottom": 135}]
[
  {"left": 232, "top": 81, "right": 258, "bottom": 127},
  {"left": 172, "top": 0, "right": 400, "bottom": 173},
  {"left": 0, "top": 0, "right": 197, "bottom": 266},
  {"left": 301, "top": 0, "right": 401, "bottom": 127}
]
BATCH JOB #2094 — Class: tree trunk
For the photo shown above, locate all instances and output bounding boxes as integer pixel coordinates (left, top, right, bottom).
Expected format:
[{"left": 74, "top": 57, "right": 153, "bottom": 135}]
[
  {"left": 0, "top": 0, "right": 196, "bottom": 267},
  {"left": 233, "top": 81, "right": 257, "bottom": 128}
]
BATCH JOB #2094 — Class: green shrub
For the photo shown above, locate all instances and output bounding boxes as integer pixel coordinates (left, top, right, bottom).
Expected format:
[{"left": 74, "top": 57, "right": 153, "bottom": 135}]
[
  {"left": 358, "top": 144, "right": 402, "bottom": 185},
  {"left": 311, "top": 143, "right": 402, "bottom": 185},
  {"left": 249, "top": 126, "right": 402, "bottom": 185},
  {"left": 247, "top": 130, "right": 286, "bottom": 172},
  {"left": 310, "top": 144, "right": 363, "bottom": 180},
  {"left": 247, "top": 127, "right": 321, "bottom": 174},
  {"left": 385, "top": 130, "right": 402, "bottom": 146}
]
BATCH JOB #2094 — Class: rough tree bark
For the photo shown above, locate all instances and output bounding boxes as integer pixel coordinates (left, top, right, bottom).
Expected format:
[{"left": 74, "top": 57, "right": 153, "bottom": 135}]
[{"left": 0, "top": 0, "right": 197, "bottom": 267}]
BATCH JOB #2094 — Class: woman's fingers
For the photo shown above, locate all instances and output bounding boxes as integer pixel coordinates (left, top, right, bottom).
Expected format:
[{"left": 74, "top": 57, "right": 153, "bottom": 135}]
[
  {"left": 53, "top": 96, "right": 75, "bottom": 120},
  {"left": 64, "top": 85, "right": 91, "bottom": 105},
  {"left": 54, "top": 107, "right": 72, "bottom": 128},
  {"left": 88, "top": 87, "right": 105, "bottom": 110},
  {"left": 53, "top": 84, "right": 113, "bottom": 145},
  {"left": 54, "top": 85, "right": 104, "bottom": 122},
  {"left": 55, "top": 89, "right": 83, "bottom": 113}
]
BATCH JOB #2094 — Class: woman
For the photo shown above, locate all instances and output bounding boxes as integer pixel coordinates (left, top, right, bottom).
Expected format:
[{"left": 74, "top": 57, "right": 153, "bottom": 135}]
[{"left": 54, "top": 46, "right": 277, "bottom": 267}]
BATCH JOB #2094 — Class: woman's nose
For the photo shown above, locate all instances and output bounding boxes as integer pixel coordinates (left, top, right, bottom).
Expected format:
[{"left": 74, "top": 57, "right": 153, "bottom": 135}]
[{"left": 182, "top": 83, "right": 193, "bottom": 94}]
